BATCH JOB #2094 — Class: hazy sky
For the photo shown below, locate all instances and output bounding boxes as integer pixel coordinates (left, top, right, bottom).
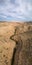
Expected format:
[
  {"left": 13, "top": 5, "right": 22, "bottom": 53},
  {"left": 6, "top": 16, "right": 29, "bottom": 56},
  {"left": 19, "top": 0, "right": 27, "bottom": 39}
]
[{"left": 0, "top": 0, "right": 32, "bottom": 21}]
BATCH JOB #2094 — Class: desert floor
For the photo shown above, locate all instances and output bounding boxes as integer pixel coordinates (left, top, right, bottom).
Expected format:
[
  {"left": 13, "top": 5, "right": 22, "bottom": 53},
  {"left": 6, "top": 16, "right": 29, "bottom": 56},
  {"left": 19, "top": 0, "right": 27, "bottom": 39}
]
[{"left": 0, "top": 22, "right": 32, "bottom": 65}]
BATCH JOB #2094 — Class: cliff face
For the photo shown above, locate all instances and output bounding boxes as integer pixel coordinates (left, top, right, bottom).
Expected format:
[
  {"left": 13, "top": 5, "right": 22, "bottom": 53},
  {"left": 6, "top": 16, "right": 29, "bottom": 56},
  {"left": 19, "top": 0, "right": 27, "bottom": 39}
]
[
  {"left": 0, "top": 22, "right": 32, "bottom": 65},
  {"left": 10, "top": 27, "right": 32, "bottom": 65}
]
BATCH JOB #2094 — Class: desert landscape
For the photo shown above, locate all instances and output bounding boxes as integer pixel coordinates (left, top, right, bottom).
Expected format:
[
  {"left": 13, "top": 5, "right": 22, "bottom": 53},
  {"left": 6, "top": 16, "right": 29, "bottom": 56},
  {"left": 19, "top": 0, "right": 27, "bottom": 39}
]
[{"left": 0, "top": 22, "right": 32, "bottom": 65}]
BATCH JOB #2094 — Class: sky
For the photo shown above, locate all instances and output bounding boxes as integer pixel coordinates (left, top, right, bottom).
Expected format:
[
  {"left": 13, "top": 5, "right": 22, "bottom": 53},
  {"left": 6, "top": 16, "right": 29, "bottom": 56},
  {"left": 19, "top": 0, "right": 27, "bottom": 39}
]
[{"left": 0, "top": 0, "right": 32, "bottom": 21}]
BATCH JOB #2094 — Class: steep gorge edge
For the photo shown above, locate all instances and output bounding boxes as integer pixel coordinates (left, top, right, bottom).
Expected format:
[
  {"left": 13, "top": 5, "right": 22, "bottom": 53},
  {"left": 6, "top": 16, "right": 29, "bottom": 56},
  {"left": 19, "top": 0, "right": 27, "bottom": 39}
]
[{"left": 10, "top": 26, "right": 32, "bottom": 65}]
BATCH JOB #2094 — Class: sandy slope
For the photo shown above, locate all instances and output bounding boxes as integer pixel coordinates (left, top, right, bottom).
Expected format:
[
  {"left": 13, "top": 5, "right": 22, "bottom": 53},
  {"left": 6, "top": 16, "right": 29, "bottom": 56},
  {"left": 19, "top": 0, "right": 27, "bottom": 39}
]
[{"left": 0, "top": 22, "right": 32, "bottom": 65}]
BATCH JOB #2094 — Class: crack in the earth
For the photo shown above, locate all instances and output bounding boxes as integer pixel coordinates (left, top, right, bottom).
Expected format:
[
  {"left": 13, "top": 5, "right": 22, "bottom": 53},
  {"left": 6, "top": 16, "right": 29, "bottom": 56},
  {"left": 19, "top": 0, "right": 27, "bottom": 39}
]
[
  {"left": 10, "top": 27, "right": 32, "bottom": 65},
  {"left": 10, "top": 27, "right": 23, "bottom": 65}
]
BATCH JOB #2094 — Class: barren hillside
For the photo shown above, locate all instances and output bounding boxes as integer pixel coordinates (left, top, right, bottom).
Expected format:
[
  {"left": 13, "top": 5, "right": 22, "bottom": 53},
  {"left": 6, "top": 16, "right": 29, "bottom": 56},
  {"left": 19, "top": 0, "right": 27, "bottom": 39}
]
[{"left": 0, "top": 22, "right": 32, "bottom": 65}]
